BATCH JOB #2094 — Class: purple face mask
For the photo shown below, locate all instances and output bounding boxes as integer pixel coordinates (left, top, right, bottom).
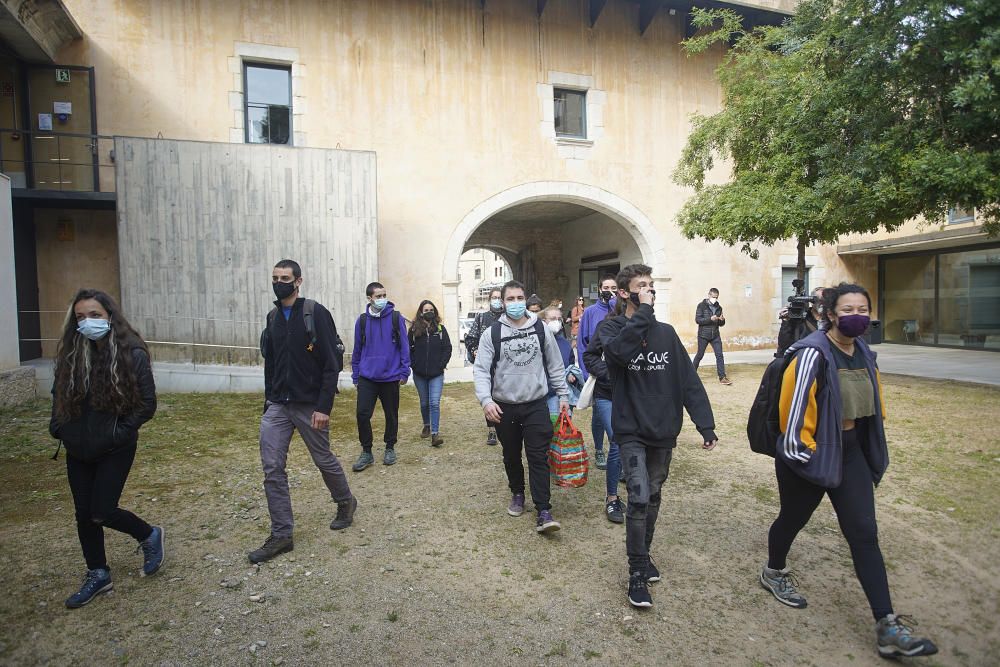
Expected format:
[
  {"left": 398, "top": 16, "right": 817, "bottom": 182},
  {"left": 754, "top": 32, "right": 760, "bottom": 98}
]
[{"left": 836, "top": 314, "right": 870, "bottom": 338}]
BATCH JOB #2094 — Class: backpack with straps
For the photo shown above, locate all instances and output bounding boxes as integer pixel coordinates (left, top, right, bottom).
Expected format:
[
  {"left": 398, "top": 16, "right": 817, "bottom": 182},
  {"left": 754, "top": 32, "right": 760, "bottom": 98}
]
[
  {"left": 489, "top": 319, "right": 548, "bottom": 389},
  {"left": 358, "top": 310, "right": 402, "bottom": 349},
  {"left": 259, "top": 299, "right": 345, "bottom": 370},
  {"left": 746, "top": 351, "right": 825, "bottom": 457}
]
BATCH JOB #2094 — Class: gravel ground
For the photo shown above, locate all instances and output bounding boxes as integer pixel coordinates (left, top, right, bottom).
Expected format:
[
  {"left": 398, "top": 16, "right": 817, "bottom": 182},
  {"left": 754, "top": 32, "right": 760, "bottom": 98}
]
[{"left": 0, "top": 365, "right": 997, "bottom": 666}]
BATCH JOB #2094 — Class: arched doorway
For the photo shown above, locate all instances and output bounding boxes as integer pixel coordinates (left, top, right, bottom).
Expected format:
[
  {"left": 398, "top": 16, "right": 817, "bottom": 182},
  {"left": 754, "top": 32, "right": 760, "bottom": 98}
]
[{"left": 442, "top": 182, "right": 668, "bottom": 363}]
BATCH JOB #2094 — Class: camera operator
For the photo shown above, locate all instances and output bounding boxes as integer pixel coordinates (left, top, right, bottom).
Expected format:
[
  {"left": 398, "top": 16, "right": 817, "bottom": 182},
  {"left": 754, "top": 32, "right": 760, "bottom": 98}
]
[{"left": 777, "top": 285, "right": 826, "bottom": 356}]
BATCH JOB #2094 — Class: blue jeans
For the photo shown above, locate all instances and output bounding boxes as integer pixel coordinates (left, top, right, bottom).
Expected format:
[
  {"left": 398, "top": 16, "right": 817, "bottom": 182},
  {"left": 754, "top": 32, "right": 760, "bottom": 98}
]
[
  {"left": 594, "top": 398, "right": 621, "bottom": 497},
  {"left": 413, "top": 373, "right": 444, "bottom": 433},
  {"left": 546, "top": 394, "right": 572, "bottom": 421},
  {"left": 590, "top": 407, "right": 606, "bottom": 453}
]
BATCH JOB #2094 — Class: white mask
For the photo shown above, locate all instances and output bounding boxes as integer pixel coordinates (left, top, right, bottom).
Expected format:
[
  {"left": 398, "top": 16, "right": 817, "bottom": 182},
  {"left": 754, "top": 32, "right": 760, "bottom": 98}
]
[
  {"left": 708, "top": 297, "right": 718, "bottom": 304},
  {"left": 546, "top": 320, "right": 562, "bottom": 334}
]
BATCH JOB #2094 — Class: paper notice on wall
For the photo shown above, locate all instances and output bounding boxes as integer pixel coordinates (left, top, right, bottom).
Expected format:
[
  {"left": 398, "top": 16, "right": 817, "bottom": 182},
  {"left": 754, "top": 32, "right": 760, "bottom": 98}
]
[
  {"left": 38, "top": 113, "right": 52, "bottom": 131},
  {"left": 53, "top": 101, "right": 72, "bottom": 115},
  {"left": 745, "top": 284, "right": 753, "bottom": 298}
]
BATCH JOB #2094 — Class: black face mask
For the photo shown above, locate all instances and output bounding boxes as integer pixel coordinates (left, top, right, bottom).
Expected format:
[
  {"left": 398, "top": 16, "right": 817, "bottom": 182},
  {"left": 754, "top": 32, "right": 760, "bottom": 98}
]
[
  {"left": 629, "top": 289, "right": 656, "bottom": 307},
  {"left": 421, "top": 311, "right": 436, "bottom": 322},
  {"left": 599, "top": 290, "right": 614, "bottom": 303},
  {"left": 273, "top": 281, "right": 296, "bottom": 300}
]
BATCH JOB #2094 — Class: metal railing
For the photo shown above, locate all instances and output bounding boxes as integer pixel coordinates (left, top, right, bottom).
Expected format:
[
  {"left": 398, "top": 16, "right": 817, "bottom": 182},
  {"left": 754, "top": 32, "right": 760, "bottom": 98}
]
[{"left": 0, "top": 128, "right": 115, "bottom": 192}]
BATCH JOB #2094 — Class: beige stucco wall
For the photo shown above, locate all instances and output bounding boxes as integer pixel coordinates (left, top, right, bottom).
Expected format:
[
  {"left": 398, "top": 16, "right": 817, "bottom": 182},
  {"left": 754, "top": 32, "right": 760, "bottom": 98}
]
[{"left": 55, "top": 0, "right": 852, "bottom": 350}]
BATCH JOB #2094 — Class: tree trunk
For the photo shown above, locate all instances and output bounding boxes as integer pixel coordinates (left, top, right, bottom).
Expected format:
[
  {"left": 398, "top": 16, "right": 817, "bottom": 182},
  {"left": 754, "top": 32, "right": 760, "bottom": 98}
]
[{"left": 796, "top": 236, "right": 807, "bottom": 285}]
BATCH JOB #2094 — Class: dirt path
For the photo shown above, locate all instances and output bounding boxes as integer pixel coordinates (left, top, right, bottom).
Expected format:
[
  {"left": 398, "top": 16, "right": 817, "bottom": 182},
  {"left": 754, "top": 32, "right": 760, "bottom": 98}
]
[{"left": 0, "top": 365, "right": 997, "bottom": 665}]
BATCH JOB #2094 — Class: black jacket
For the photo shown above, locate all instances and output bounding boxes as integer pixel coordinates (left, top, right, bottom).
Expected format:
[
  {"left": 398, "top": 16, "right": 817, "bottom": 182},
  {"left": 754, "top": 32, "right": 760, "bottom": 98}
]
[
  {"left": 776, "top": 312, "right": 821, "bottom": 357},
  {"left": 695, "top": 299, "right": 726, "bottom": 340},
  {"left": 597, "top": 304, "right": 717, "bottom": 448},
  {"left": 263, "top": 298, "right": 341, "bottom": 415},
  {"left": 582, "top": 323, "right": 613, "bottom": 401},
  {"left": 49, "top": 346, "right": 157, "bottom": 462},
  {"left": 409, "top": 324, "right": 453, "bottom": 378}
]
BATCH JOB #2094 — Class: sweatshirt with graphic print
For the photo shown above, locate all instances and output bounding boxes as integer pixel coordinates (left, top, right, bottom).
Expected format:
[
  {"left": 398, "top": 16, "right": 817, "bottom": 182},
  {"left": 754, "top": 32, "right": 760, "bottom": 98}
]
[
  {"left": 597, "top": 303, "right": 717, "bottom": 448},
  {"left": 472, "top": 312, "right": 569, "bottom": 407}
]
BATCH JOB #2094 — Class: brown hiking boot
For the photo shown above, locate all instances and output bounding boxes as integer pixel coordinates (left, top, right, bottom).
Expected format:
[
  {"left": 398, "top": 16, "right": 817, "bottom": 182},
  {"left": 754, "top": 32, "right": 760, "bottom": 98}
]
[
  {"left": 719, "top": 376, "right": 733, "bottom": 385},
  {"left": 330, "top": 496, "right": 357, "bottom": 531},
  {"left": 420, "top": 425, "right": 431, "bottom": 439},
  {"left": 431, "top": 433, "right": 444, "bottom": 447},
  {"left": 248, "top": 535, "right": 293, "bottom": 563}
]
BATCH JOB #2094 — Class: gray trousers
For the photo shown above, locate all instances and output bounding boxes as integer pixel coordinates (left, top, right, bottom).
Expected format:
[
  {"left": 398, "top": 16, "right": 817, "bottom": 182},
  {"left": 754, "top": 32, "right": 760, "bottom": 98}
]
[
  {"left": 620, "top": 441, "right": 673, "bottom": 573},
  {"left": 260, "top": 401, "right": 352, "bottom": 539}
]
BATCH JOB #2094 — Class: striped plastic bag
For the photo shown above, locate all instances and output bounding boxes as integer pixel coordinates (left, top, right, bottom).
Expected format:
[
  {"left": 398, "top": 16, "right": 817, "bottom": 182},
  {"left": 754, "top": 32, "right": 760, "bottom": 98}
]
[{"left": 548, "top": 409, "right": 588, "bottom": 488}]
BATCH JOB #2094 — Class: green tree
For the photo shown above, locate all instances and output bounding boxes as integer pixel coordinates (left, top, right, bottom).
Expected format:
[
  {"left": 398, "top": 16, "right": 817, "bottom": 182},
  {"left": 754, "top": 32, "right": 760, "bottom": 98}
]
[{"left": 673, "top": 0, "right": 1000, "bottom": 282}]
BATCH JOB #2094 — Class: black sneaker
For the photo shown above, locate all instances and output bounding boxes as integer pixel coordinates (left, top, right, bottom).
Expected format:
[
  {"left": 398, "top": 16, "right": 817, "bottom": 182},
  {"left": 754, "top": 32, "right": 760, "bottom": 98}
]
[
  {"left": 486, "top": 428, "right": 498, "bottom": 446},
  {"left": 330, "top": 496, "right": 357, "bottom": 531},
  {"left": 646, "top": 557, "right": 661, "bottom": 583},
  {"left": 628, "top": 571, "right": 652, "bottom": 608},
  {"left": 248, "top": 535, "right": 293, "bottom": 564},
  {"left": 605, "top": 498, "right": 624, "bottom": 524},
  {"left": 137, "top": 525, "right": 165, "bottom": 576},
  {"left": 65, "top": 568, "right": 113, "bottom": 609}
]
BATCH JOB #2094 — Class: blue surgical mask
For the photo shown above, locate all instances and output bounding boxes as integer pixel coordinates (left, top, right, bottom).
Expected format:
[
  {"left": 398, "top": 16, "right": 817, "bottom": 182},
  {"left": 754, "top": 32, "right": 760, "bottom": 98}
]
[
  {"left": 505, "top": 302, "right": 527, "bottom": 320},
  {"left": 372, "top": 298, "right": 388, "bottom": 311},
  {"left": 77, "top": 318, "right": 111, "bottom": 341},
  {"left": 489, "top": 299, "right": 503, "bottom": 312}
]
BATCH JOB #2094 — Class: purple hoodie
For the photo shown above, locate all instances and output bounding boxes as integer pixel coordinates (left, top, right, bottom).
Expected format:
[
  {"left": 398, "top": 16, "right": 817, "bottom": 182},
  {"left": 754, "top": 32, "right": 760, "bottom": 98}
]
[{"left": 351, "top": 301, "right": 411, "bottom": 384}]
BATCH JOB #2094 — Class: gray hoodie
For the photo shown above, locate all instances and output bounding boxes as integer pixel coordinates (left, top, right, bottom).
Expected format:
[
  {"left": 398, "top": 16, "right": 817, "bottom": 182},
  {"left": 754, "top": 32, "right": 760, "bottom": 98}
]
[{"left": 473, "top": 312, "right": 569, "bottom": 407}]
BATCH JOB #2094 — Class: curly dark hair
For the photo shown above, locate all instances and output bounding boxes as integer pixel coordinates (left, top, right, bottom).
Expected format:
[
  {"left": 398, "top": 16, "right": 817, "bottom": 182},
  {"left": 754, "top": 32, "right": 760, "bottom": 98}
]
[
  {"left": 820, "top": 282, "right": 872, "bottom": 324},
  {"left": 52, "top": 289, "right": 148, "bottom": 424},
  {"left": 409, "top": 299, "right": 440, "bottom": 339}
]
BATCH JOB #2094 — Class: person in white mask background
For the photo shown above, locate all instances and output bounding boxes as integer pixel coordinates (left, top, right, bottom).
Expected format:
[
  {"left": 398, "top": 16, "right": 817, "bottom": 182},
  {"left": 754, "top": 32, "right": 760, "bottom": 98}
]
[
  {"left": 542, "top": 306, "right": 578, "bottom": 421},
  {"left": 465, "top": 287, "right": 505, "bottom": 446},
  {"left": 48, "top": 289, "right": 163, "bottom": 609},
  {"left": 692, "top": 287, "right": 733, "bottom": 385}
]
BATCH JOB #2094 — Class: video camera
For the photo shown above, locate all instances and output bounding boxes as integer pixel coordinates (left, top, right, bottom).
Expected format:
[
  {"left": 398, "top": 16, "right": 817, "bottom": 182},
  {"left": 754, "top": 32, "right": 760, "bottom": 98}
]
[{"left": 785, "top": 279, "right": 815, "bottom": 320}]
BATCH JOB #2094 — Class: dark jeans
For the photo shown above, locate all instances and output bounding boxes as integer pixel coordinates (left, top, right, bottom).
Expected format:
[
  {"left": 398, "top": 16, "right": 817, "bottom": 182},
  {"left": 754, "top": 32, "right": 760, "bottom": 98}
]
[
  {"left": 620, "top": 441, "right": 673, "bottom": 573},
  {"left": 768, "top": 428, "right": 893, "bottom": 620},
  {"left": 66, "top": 446, "right": 153, "bottom": 571},
  {"left": 357, "top": 377, "right": 400, "bottom": 450},
  {"left": 495, "top": 399, "right": 553, "bottom": 512},
  {"left": 693, "top": 336, "right": 726, "bottom": 378}
]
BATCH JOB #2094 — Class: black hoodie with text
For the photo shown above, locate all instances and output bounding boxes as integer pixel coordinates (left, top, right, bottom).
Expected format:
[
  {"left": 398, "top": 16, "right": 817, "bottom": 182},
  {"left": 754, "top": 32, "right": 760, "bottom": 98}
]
[{"left": 596, "top": 303, "right": 717, "bottom": 447}]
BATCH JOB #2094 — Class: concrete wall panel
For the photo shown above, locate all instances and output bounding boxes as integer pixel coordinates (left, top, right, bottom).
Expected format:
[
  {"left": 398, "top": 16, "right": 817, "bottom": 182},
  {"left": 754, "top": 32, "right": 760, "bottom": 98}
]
[{"left": 115, "top": 137, "right": 377, "bottom": 364}]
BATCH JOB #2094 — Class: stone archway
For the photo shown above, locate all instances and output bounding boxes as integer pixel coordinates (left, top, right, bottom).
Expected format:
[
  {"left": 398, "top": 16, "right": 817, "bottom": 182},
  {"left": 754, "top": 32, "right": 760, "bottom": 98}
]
[{"left": 442, "top": 181, "right": 668, "bottom": 361}]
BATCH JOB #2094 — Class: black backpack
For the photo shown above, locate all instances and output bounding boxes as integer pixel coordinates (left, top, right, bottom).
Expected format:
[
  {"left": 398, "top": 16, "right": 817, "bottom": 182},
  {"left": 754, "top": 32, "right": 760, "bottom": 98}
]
[
  {"left": 259, "top": 299, "right": 345, "bottom": 370},
  {"left": 488, "top": 319, "right": 548, "bottom": 390},
  {"left": 746, "top": 355, "right": 791, "bottom": 458},
  {"left": 358, "top": 310, "right": 402, "bottom": 349}
]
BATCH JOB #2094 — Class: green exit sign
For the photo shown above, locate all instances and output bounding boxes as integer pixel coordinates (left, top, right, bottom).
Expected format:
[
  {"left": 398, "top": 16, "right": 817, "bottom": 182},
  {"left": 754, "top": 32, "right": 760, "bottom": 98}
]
[{"left": 55, "top": 69, "right": 71, "bottom": 83}]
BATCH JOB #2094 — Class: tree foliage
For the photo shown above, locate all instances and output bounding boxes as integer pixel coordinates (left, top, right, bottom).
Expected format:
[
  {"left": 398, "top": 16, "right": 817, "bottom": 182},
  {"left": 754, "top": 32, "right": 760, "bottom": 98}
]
[{"left": 673, "top": 0, "right": 1000, "bottom": 270}]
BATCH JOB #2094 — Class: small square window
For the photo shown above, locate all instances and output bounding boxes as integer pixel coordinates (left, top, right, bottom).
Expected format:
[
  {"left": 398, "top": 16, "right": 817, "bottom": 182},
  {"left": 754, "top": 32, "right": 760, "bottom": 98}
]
[
  {"left": 475, "top": 267, "right": 482, "bottom": 280},
  {"left": 244, "top": 63, "right": 291, "bottom": 145},
  {"left": 947, "top": 206, "right": 974, "bottom": 224},
  {"left": 554, "top": 88, "right": 586, "bottom": 139}
]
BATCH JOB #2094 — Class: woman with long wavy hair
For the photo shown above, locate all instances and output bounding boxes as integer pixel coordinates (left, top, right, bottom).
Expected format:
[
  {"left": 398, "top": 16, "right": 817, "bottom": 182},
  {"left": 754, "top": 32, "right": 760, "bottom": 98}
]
[
  {"left": 408, "top": 300, "right": 452, "bottom": 447},
  {"left": 49, "top": 289, "right": 162, "bottom": 608}
]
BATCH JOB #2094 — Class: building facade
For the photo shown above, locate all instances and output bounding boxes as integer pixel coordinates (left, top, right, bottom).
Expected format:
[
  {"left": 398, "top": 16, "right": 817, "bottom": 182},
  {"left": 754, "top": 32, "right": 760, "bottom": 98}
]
[{"left": 3, "top": 0, "right": 995, "bottom": 375}]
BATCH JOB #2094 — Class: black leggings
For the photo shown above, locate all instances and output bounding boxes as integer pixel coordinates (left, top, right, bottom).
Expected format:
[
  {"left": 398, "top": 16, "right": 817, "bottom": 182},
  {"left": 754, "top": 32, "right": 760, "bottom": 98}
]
[
  {"left": 67, "top": 446, "right": 153, "bottom": 571},
  {"left": 767, "top": 428, "right": 893, "bottom": 620}
]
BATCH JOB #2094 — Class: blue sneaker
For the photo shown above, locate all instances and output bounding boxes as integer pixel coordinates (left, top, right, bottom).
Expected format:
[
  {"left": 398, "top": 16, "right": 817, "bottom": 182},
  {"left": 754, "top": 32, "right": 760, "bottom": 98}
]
[
  {"left": 876, "top": 614, "right": 938, "bottom": 658},
  {"left": 65, "top": 568, "right": 113, "bottom": 608},
  {"left": 138, "top": 525, "right": 165, "bottom": 576}
]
